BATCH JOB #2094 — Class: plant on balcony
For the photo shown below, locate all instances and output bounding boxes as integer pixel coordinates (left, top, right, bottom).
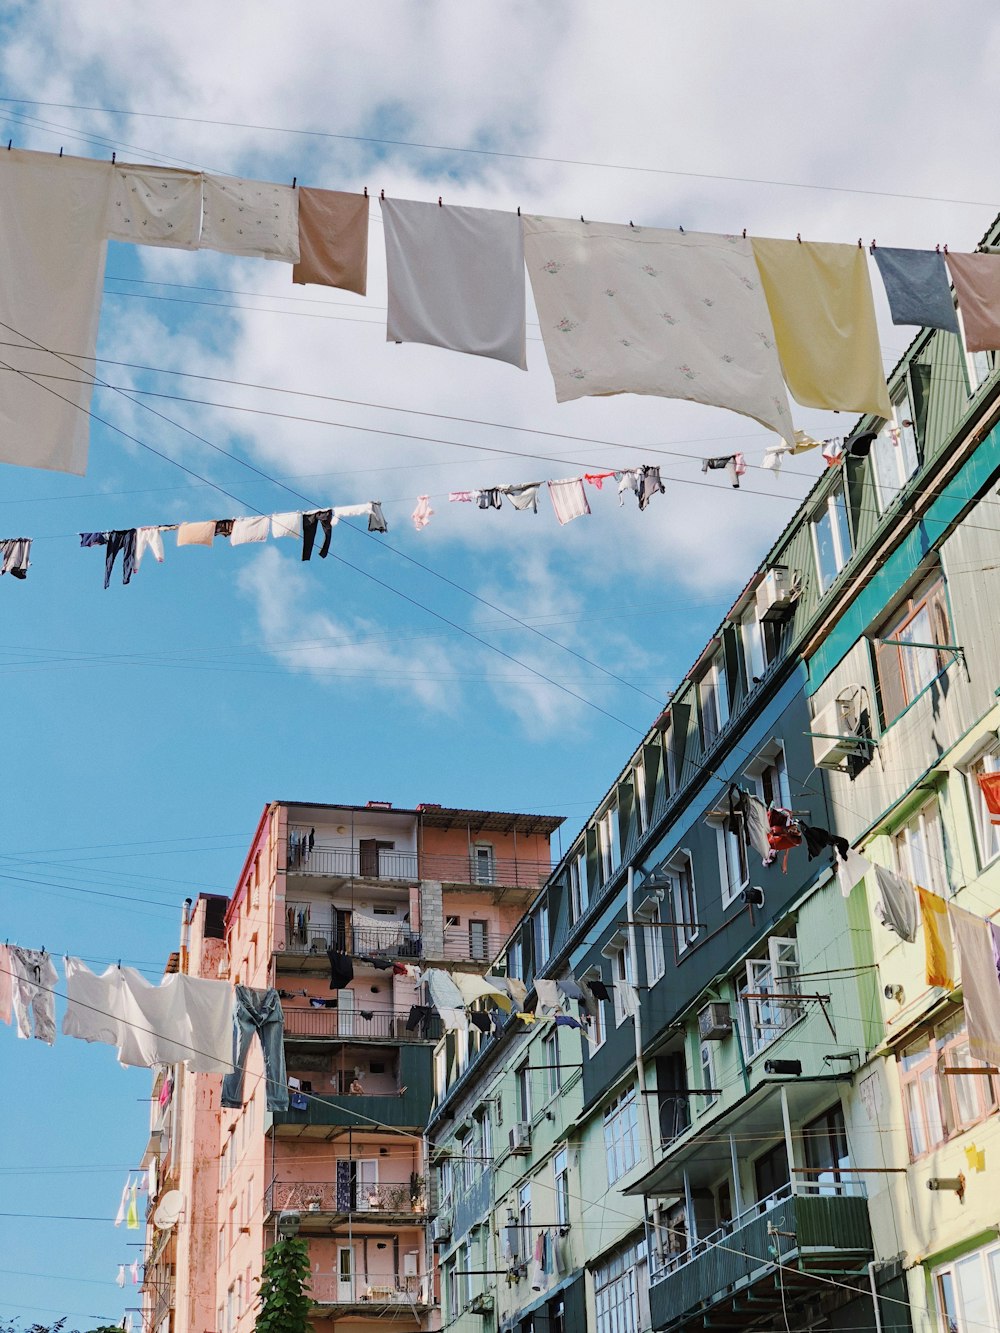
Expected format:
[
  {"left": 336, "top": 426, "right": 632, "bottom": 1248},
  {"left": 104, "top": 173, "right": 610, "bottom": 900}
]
[
  {"left": 255, "top": 1238, "right": 313, "bottom": 1333},
  {"left": 410, "top": 1171, "right": 426, "bottom": 1209}
]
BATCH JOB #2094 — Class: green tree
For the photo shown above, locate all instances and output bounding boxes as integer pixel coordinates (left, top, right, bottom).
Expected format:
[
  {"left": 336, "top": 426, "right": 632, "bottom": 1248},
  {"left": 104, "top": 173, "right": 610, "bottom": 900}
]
[{"left": 255, "top": 1237, "right": 313, "bottom": 1333}]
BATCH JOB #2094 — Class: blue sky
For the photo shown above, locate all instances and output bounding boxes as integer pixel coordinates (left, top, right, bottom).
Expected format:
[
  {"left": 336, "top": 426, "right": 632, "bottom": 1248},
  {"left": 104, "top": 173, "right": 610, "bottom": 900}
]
[{"left": 2, "top": 1, "right": 1000, "bottom": 1323}]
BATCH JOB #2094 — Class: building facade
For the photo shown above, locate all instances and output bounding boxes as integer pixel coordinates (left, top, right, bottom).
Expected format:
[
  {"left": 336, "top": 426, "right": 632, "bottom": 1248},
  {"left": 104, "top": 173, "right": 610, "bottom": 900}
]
[
  {"left": 428, "top": 218, "right": 1000, "bottom": 1333},
  {"left": 139, "top": 799, "right": 561, "bottom": 1333}
]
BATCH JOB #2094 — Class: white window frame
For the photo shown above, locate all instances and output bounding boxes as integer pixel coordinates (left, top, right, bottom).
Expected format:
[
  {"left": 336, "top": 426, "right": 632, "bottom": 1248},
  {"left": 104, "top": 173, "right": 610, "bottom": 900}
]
[
  {"left": 699, "top": 1041, "right": 718, "bottom": 1109},
  {"left": 810, "top": 478, "right": 852, "bottom": 594},
  {"left": 517, "top": 1180, "right": 531, "bottom": 1247},
  {"left": 569, "top": 852, "right": 589, "bottom": 923},
  {"left": 534, "top": 902, "right": 550, "bottom": 970},
  {"left": 740, "top": 603, "right": 766, "bottom": 691},
  {"left": 544, "top": 1027, "right": 562, "bottom": 1099},
  {"left": 638, "top": 898, "right": 666, "bottom": 987},
  {"left": 516, "top": 1061, "right": 533, "bottom": 1124},
  {"left": 893, "top": 797, "right": 948, "bottom": 897},
  {"left": 473, "top": 842, "right": 495, "bottom": 885},
  {"left": 664, "top": 851, "right": 699, "bottom": 954},
  {"left": 738, "top": 935, "right": 803, "bottom": 1058},
  {"left": 698, "top": 651, "right": 730, "bottom": 749},
  {"left": 604, "top": 935, "right": 635, "bottom": 1026},
  {"left": 746, "top": 741, "right": 792, "bottom": 811},
  {"left": 933, "top": 1239, "right": 1000, "bottom": 1332},
  {"left": 597, "top": 805, "right": 620, "bottom": 884},
  {"left": 715, "top": 815, "right": 750, "bottom": 908},
  {"left": 594, "top": 1240, "right": 646, "bottom": 1333},
  {"left": 634, "top": 759, "right": 649, "bottom": 833},
  {"left": 582, "top": 968, "right": 607, "bottom": 1050},
  {"left": 553, "top": 1146, "right": 570, "bottom": 1228},
  {"left": 603, "top": 1086, "right": 641, "bottom": 1184},
  {"left": 872, "top": 383, "right": 920, "bottom": 512},
  {"left": 965, "top": 740, "right": 1000, "bottom": 870},
  {"left": 507, "top": 939, "right": 522, "bottom": 986}
]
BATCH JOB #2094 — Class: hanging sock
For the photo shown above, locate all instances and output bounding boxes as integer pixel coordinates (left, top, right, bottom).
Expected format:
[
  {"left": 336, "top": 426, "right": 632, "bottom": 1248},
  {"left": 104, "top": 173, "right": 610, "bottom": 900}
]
[
  {"left": 547, "top": 477, "right": 591, "bottom": 524},
  {"left": 872, "top": 247, "right": 959, "bottom": 333},
  {"left": 412, "top": 495, "right": 434, "bottom": 530}
]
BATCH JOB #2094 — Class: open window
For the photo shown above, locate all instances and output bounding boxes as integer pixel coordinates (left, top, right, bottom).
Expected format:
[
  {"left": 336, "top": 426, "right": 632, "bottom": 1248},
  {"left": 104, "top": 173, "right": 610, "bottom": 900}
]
[{"left": 873, "top": 574, "right": 953, "bottom": 727}]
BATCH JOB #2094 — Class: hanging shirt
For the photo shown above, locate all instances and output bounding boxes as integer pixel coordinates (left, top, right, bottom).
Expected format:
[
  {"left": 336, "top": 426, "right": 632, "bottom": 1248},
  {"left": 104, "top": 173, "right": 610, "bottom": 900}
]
[
  {"left": 199, "top": 174, "right": 299, "bottom": 262},
  {"left": 534, "top": 978, "right": 562, "bottom": 1012},
  {"left": 872, "top": 864, "right": 919, "bottom": 943},
  {"left": 8, "top": 946, "right": 58, "bottom": 1043},
  {"left": 523, "top": 217, "right": 794, "bottom": 440},
  {"left": 500, "top": 483, "right": 541, "bottom": 513},
  {"left": 62, "top": 957, "right": 125, "bottom": 1046},
  {"left": 412, "top": 495, "right": 434, "bottom": 530},
  {"left": 750, "top": 237, "right": 892, "bottom": 418},
  {"left": 616, "top": 470, "right": 640, "bottom": 507},
  {"left": 106, "top": 164, "right": 203, "bottom": 250},
  {"left": 946, "top": 252, "right": 1000, "bottom": 352},
  {"left": 381, "top": 198, "right": 527, "bottom": 369},
  {"left": 230, "top": 515, "right": 270, "bottom": 545},
  {"left": 872, "top": 247, "right": 959, "bottom": 333},
  {"left": 292, "top": 187, "right": 369, "bottom": 295},
  {"left": 547, "top": 477, "right": 591, "bottom": 525},
  {"left": 917, "top": 887, "right": 955, "bottom": 989}
]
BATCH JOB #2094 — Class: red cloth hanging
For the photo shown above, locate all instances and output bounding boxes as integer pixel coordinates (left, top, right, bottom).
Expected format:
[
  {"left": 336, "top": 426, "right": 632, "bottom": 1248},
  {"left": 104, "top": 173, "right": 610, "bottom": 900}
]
[
  {"left": 766, "top": 807, "right": 802, "bottom": 872},
  {"left": 977, "top": 772, "right": 1000, "bottom": 826}
]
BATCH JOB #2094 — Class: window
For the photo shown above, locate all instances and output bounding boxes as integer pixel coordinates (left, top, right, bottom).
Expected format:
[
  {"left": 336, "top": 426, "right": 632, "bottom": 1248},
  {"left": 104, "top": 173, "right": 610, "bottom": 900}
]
[
  {"left": 608, "top": 937, "right": 635, "bottom": 1025},
  {"left": 753, "top": 1142, "right": 790, "bottom": 1204},
  {"left": 473, "top": 842, "right": 495, "bottom": 884},
  {"left": 462, "top": 1235, "right": 474, "bottom": 1307},
  {"left": 873, "top": 384, "right": 920, "bottom": 511},
  {"left": 534, "top": 903, "right": 550, "bottom": 970},
  {"left": 893, "top": 798, "right": 948, "bottom": 897},
  {"left": 569, "top": 853, "right": 589, "bottom": 924},
  {"left": 594, "top": 1241, "right": 646, "bottom": 1333},
  {"left": 507, "top": 939, "right": 522, "bottom": 986},
  {"left": 469, "top": 919, "right": 488, "bottom": 962},
  {"left": 738, "top": 935, "right": 802, "bottom": 1058},
  {"left": 717, "top": 815, "right": 749, "bottom": 907},
  {"left": 439, "top": 1159, "right": 453, "bottom": 1211},
  {"left": 874, "top": 575, "right": 952, "bottom": 726},
  {"left": 699, "top": 1042, "right": 718, "bottom": 1107},
  {"left": 434, "top": 1045, "right": 447, "bottom": 1102},
  {"left": 740, "top": 603, "right": 766, "bottom": 689},
  {"left": 603, "top": 1086, "right": 641, "bottom": 1184},
  {"left": 582, "top": 969, "right": 606, "bottom": 1050},
  {"left": 226, "top": 1285, "right": 235, "bottom": 1333},
  {"left": 965, "top": 743, "right": 1000, "bottom": 868},
  {"left": 698, "top": 651, "right": 729, "bottom": 749},
  {"left": 639, "top": 899, "right": 665, "bottom": 986},
  {"left": 665, "top": 853, "right": 699, "bottom": 953},
  {"left": 899, "top": 1011, "right": 998, "bottom": 1159},
  {"left": 934, "top": 1241, "right": 1000, "bottom": 1333},
  {"left": 517, "top": 1061, "right": 533, "bottom": 1124},
  {"left": 517, "top": 1180, "right": 532, "bottom": 1245},
  {"left": 553, "top": 1147, "right": 570, "bottom": 1228},
  {"left": 811, "top": 479, "right": 852, "bottom": 593},
  {"left": 598, "top": 806, "right": 620, "bottom": 884},
  {"left": 634, "top": 760, "right": 649, "bottom": 833},
  {"left": 803, "top": 1104, "right": 851, "bottom": 1194},
  {"left": 477, "top": 1106, "right": 493, "bottom": 1162},
  {"left": 754, "top": 745, "right": 791, "bottom": 811},
  {"left": 544, "top": 1028, "right": 561, "bottom": 1098}
]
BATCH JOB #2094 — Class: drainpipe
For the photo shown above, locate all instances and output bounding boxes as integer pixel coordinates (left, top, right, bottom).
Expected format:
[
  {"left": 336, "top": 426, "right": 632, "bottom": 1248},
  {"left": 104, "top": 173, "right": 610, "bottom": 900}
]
[
  {"left": 868, "top": 1261, "right": 883, "bottom": 1333},
  {"left": 627, "top": 867, "right": 660, "bottom": 1266}
]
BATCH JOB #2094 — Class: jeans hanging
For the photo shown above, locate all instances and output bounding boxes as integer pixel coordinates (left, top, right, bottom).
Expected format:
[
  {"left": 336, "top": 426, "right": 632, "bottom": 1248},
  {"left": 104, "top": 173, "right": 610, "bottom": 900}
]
[{"left": 221, "top": 986, "right": 289, "bottom": 1111}]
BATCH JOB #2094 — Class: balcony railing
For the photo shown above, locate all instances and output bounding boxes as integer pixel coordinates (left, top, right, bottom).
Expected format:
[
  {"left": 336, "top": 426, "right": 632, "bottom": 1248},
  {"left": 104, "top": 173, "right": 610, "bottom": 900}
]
[
  {"left": 309, "top": 1274, "right": 429, "bottom": 1307},
  {"left": 439, "top": 927, "right": 507, "bottom": 964},
  {"left": 648, "top": 1185, "right": 872, "bottom": 1329},
  {"left": 288, "top": 844, "right": 419, "bottom": 881},
  {"left": 284, "top": 923, "right": 424, "bottom": 959},
  {"left": 284, "top": 1006, "right": 441, "bottom": 1042},
  {"left": 420, "top": 852, "right": 553, "bottom": 889},
  {"left": 267, "top": 1178, "right": 428, "bottom": 1217}
]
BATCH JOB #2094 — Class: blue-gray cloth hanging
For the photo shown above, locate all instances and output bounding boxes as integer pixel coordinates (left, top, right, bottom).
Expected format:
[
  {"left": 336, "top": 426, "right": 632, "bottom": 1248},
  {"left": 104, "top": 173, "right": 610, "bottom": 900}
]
[{"left": 872, "top": 247, "right": 959, "bottom": 333}]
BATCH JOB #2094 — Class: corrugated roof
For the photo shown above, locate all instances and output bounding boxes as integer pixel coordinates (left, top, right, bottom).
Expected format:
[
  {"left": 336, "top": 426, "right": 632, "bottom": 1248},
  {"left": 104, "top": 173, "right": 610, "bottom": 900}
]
[{"left": 276, "top": 800, "right": 562, "bottom": 836}]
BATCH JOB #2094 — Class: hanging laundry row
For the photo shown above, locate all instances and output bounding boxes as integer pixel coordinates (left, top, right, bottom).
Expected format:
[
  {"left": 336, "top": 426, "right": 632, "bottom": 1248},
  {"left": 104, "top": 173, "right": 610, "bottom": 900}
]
[
  {"left": 433, "top": 464, "right": 666, "bottom": 528},
  {"left": 77, "top": 502, "right": 387, "bottom": 587},
  {"left": 7, "top": 145, "right": 1000, "bottom": 481}
]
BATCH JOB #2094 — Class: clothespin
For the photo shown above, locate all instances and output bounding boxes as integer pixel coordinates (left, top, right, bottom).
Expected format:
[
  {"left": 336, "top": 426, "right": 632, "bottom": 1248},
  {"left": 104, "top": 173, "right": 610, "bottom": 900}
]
[
  {"left": 517, "top": 205, "right": 520, "bottom": 217},
  {"left": 363, "top": 186, "right": 368, "bottom": 198},
  {"left": 111, "top": 151, "right": 116, "bottom": 164},
  {"left": 943, "top": 244, "right": 949, "bottom": 255},
  {"left": 629, "top": 220, "right": 635, "bottom": 228},
  {"left": 438, "top": 196, "right": 442, "bottom": 207},
  {"left": 678, "top": 224, "right": 684, "bottom": 233},
  {"left": 936, "top": 244, "right": 941, "bottom": 254},
  {"left": 858, "top": 238, "right": 863, "bottom": 249},
  {"left": 292, "top": 176, "right": 297, "bottom": 189},
  {"left": 742, "top": 228, "right": 747, "bottom": 240},
  {"left": 796, "top": 233, "right": 802, "bottom": 244},
  {"left": 380, "top": 189, "right": 385, "bottom": 201},
  {"left": 58, "top": 147, "right": 63, "bottom": 158},
  {"left": 580, "top": 215, "right": 586, "bottom": 224}
]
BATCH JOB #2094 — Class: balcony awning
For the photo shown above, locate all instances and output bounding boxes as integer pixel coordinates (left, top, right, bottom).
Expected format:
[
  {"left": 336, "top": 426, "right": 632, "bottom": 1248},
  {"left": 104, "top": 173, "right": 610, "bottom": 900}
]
[
  {"left": 417, "top": 806, "right": 564, "bottom": 836},
  {"left": 625, "top": 1074, "right": 849, "bottom": 1197}
]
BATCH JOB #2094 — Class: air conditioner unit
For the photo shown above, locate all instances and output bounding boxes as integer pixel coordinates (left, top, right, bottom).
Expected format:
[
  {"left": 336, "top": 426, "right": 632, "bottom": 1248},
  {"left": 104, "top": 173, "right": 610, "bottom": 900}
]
[
  {"left": 755, "top": 566, "right": 794, "bottom": 621},
  {"left": 811, "top": 698, "right": 862, "bottom": 770},
  {"left": 431, "top": 1213, "right": 452, "bottom": 1243},
  {"left": 509, "top": 1122, "right": 532, "bottom": 1154},
  {"left": 698, "top": 1001, "right": 732, "bottom": 1041},
  {"left": 469, "top": 1293, "right": 495, "bottom": 1315}
]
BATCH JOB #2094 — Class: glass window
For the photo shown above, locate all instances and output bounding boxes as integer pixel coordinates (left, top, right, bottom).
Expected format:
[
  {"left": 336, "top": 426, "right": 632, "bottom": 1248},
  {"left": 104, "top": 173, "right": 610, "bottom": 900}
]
[
  {"left": 717, "top": 817, "right": 749, "bottom": 907},
  {"left": 934, "top": 1241, "right": 1000, "bottom": 1332},
  {"left": 699, "top": 1042, "right": 718, "bottom": 1108},
  {"left": 582, "top": 970, "right": 606, "bottom": 1049},
  {"left": 741, "top": 604, "right": 766, "bottom": 689},
  {"left": 874, "top": 575, "right": 952, "bottom": 726},
  {"left": 569, "top": 853, "right": 589, "bottom": 922},
  {"left": 553, "top": 1147, "right": 570, "bottom": 1228},
  {"left": 534, "top": 903, "right": 550, "bottom": 970},
  {"left": 518, "top": 1180, "right": 531, "bottom": 1244},
  {"left": 611, "top": 939, "right": 635, "bottom": 1025},
  {"left": 966, "top": 745, "right": 1000, "bottom": 868},
  {"left": 594, "top": 1241, "right": 645, "bottom": 1333},
  {"left": 899, "top": 1011, "right": 998, "bottom": 1159},
  {"left": 811, "top": 481, "right": 852, "bottom": 593},
  {"left": 753, "top": 1142, "right": 790, "bottom": 1204},
  {"left": 803, "top": 1105, "right": 850, "bottom": 1194},
  {"left": 603, "top": 1087, "right": 641, "bottom": 1184},
  {"left": 873, "top": 385, "right": 920, "bottom": 511},
  {"left": 666, "top": 853, "right": 699, "bottom": 953},
  {"left": 699, "top": 652, "right": 730, "bottom": 749},
  {"left": 738, "top": 935, "right": 802, "bottom": 1058},
  {"left": 544, "top": 1028, "right": 561, "bottom": 1098},
  {"left": 893, "top": 798, "right": 948, "bottom": 896},
  {"left": 517, "top": 1062, "right": 532, "bottom": 1123},
  {"left": 473, "top": 842, "right": 495, "bottom": 885},
  {"left": 634, "top": 760, "right": 649, "bottom": 833},
  {"left": 641, "top": 899, "right": 666, "bottom": 986}
]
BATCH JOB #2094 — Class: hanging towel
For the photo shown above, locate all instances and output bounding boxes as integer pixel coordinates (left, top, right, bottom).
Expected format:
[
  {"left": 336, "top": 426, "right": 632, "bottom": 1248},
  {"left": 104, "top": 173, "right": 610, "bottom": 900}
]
[
  {"left": 500, "top": 483, "right": 541, "bottom": 513},
  {"left": 505, "top": 977, "right": 528, "bottom": 1008},
  {"left": 534, "top": 979, "right": 562, "bottom": 1012},
  {"left": 872, "top": 247, "right": 959, "bottom": 333},
  {"left": 0, "top": 944, "right": 11, "bottom": 1025},
  {"left": 835, "top": 847, "right": 872, "bottom": 899},
  {"left": 872, "top": 864, "right": 919, "bottom": 943},
  {"left": 381, "top": 198, "right": 527, "bottom": 369},
  {"left": 199, "top": 175, "right": 299, "bottom": 262},
  {"left": 948, "top": 904, "right": 1000, "bottom": 1065},
  {"left": 106, "top": 164, "right": 203, "bottom": 249},
  {"left": 424, "top": 968, "right": 466, "bottom": 1010},
  {"left": 0, "top": 150, "right": 113, "bottom": 475},
  {"left": 412, "top": 495, "right": 434, "bottom": 530},
  {"left": 450, "top": 973, "right": 512, "bottom": 1011},
  {"left": 62, "top": 957, "right": 125, "bottom": 1046},
  {"left": 292, "top": 188, "right": 368, "bottom": 295},
  {"left": 946, "top": 252, "right": 1000, "bottom": 351},
  {"left": 271, "top": 511, "right": 303, "bottom": 540},
  {"left": 437, "top": 1006, "right": 469, "bottom": 1032},
  {"left": 116, "top": 970, "right": 234, "bottom": 1072},
  {"left": 547, "top": 477, "right": 591, "bottom": 525},
  {"left": 522, "top": 217, "right": 794, "bottom": 440},
  {"left": 917, "top": 887, "right": 955, "bottom": 989},
  {"left": 556, "top": 977, "right": 586, "bottom": 1003},
  {"left": 177, "top": 521, "right": 216, "bottom": 547},
  {"left": 751, "top": 237, "right": 892, "bottom": 418},
  {"left": 230, "top": 515, "right": 270, "bottom": 545},
  {"left": 126, "top": 1181, "right": 139, "bottom": 1230}
]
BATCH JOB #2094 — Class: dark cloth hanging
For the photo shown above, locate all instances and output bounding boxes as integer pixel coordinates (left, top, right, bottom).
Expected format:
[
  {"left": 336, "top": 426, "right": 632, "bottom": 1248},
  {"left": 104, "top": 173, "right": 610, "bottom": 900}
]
[
  {"left": 104, "top": 529, "right": 137, "bottom": 588},
  {"left": 367, "top": 502, "right": 388, "bottom": 533},
  {"left": 637, "top": 465, "right": 664, "bottom": 510},
  {"left": 405, "top": 1004, "right": 433, "bottom": 1033},
  {"left": 214, "top": 519, "right": 235, "bottom": 537},
  {"left": 847, "top": 430, "right": 878, "bottom": 458},
  {"left": 327, "top": 949, "right": 353, "bottom": 990},
  {"left": 557, "top": 978, "right": 586, "bottom": 1003},
  {"left": 523, "top": 992, "right": 538, "bottom": 1014},
  {"left": 477, "top": 488, "right": 503, "bottom": 510},
  {"left": 555, "top": 1014, "right": 584, "bottom": 1029},
  {"left": 800, "top": 822, "right": 850, "bottom": 862},
  {"left": 302, "top": 509, "right": 334, "bottom": 560},
  {"left": 469, "top": 1010, "right": 492, "bottom": 1033},
  {"left": 585, "top": 977, "right": 611, "bottom": 1002},
  {"left": 79, "top": 531, "right": 107, "bottom": 547}
]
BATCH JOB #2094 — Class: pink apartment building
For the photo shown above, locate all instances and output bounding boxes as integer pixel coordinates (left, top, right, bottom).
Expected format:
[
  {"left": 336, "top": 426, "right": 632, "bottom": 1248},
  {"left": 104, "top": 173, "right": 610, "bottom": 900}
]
[{"left": 140, "top": 799, "right": 562, "bottom": 1333}]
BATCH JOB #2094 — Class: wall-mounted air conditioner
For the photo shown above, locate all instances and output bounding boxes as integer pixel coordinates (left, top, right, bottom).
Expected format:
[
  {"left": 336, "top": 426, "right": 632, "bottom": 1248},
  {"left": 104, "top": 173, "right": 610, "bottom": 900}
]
[
  {"left": 811, "top": 698, "right": 862, "bottom": 770},
  {"left": 755, "top": 566, "right": 794, "bottom": 621},
  {"left": 509, "top": 1122, "right": 531, "bottom": 1154},
  {"left": 698, "top": 1002, "right": 732, "bottom": 1041},
  {"left": 431, "top": 1213, "right": 452, "bottom": 1243},
  {"left": 470, "top": 1293, "right": 495, "bottom": 1315}
]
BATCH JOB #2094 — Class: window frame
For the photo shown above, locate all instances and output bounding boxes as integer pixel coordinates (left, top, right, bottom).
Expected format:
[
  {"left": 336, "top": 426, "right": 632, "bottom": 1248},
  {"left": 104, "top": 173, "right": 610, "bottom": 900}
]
[
  {"left": 516, "top": 1060, "right": 533, "bottom": 1124},
  {"left": 569, "top": 852, "right": 589, "bottom": 924},
  {"left": 873, "top": 574, "right": 953, "bottom": 728},
  {"left": 872, "top": 381, "right": 920, "bottom": 512},
  {"left": 603, "top": 1086, "right": 641, "bottom": 1185},
  {"left": 664, "top": 851, "right": 699, "bottom": 954},
  {"left": 810, "top": 478, "right": 853, "bottom": 594},
  {"left": 933, "top": 1240, "right": 1000, "bottom": 1333},
  {"left": 638, "top": 898, "right": 666, "bottom": 987},
  {"left": 608, "top": 936, "right": 635, "bottom": 1026},
  {"left": 582, "top": 968, "right": 606, "bottom": 1050},
  {"left": 534, "top": 902, "right": 550, "bottom": 971},
  {"left": 715, "top": 815, "right": 750, "bottom": 908},
  {"left": 553, "top": 1146, "right": 570, "bottom": 1228},
  {"left": 543, "top": 1027, "right": 562, "bottom": 1099},
  {"left": 964, "top": 740, "right": 1000, "bottom": 871},
  {"left": 698, "top": 650, "right": 730, "bottom": 750},
  {"left": 594, "top": 1240, "right": 645, "bottom": 1333},
  {"left": 899, "top": 1011, "right": 999, "bottom": 1160},
  {"left": 737, "top": 934, "right": 803, "bottom": 1059},
  {"left": 893, "top": 796, "right": 949, "bottom": 897},
  {"left": 699, "top": 1041, "right": 718, "bottom": 1109}
]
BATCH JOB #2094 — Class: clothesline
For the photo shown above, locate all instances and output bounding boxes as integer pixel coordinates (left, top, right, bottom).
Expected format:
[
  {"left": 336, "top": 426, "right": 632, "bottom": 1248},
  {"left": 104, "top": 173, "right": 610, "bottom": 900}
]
[{"left": 6, "top": 145, "right": 1000, "bottom": 484}]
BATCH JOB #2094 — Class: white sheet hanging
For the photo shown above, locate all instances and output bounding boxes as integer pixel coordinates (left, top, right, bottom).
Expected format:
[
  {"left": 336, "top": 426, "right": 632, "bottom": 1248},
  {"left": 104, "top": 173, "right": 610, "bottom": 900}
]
[
  {"left": 200, "top": 174, "right": 299, "bottom": 262},
  {"left": 106, "top": 164, "right": 203, "bottom": 249},
  {"left": 522, "top": 217, "right": 794, "bottom": 441},
  {"left": 0, "top": 151, "right": 113, "bottom": 474}
]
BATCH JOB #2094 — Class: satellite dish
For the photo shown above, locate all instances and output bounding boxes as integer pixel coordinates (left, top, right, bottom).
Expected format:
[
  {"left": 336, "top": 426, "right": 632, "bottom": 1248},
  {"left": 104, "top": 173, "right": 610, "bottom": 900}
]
[{"left": 153, "top": 1190, "right": 183, "bottom": 1230}]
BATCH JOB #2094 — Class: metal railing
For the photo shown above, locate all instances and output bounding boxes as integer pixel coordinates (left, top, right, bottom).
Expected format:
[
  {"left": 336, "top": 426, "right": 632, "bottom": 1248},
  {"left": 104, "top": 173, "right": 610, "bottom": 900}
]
[
  {"left": 287, "top": 844, "right": 419, "bottom": 881},
  {"left": 658, "top": 1094, "right": 692, "bottom": 1147},
  {"left": 283, "top": 923, "right": 424, "bottom": 959},
  {"left": 283, "top": 1006, "right": 441, "bottom": 1041},
  {"left": 309, "top": 1274, "right": 429, "bottom": 1306},
  {"left": 420, "top": 852, "right": 553, "bottom": 888},
  {"left": 439, "top": 928, "right": 506, "bottom": 964},
  {"left": 268, "top": 1179, "right": 428, "bottom": 1216}
]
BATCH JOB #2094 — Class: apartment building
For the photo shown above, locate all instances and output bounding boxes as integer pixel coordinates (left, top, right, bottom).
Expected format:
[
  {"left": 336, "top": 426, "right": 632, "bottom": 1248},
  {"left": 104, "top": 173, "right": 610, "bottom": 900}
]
[
  {"left": 139, "top": 798, "right": 561, "bottom": 1333},
  {"left": 427, "top": 216, "right": 1000, "bottom": 1333}
]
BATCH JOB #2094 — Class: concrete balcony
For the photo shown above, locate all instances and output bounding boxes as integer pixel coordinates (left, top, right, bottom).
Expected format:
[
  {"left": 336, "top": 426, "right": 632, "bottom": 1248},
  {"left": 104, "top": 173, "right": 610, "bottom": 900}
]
[
  {"left": 280, "top": 923, "right": 424, "bottom": 967},
  {"left": 287, "top": 844, "right": 418, "bottom": 882},
  {"left": 283, "top": 1006, "right": 441, "bottom": 1043},
  {"left": 266, "top": 1178, "right": 429, "bottom": 1225},
  {"left": 308, "top": 1273, "right": 430, "bottom": 1315},
  {"left": 419, "top": 851, "right": 553, "bottom": 890},
  {"left": 648, "top": 1186, "right": 873, "bottom": 1331},
  {"left": 271, "top": 1046, "right": 433, "bottom": 1135}
]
